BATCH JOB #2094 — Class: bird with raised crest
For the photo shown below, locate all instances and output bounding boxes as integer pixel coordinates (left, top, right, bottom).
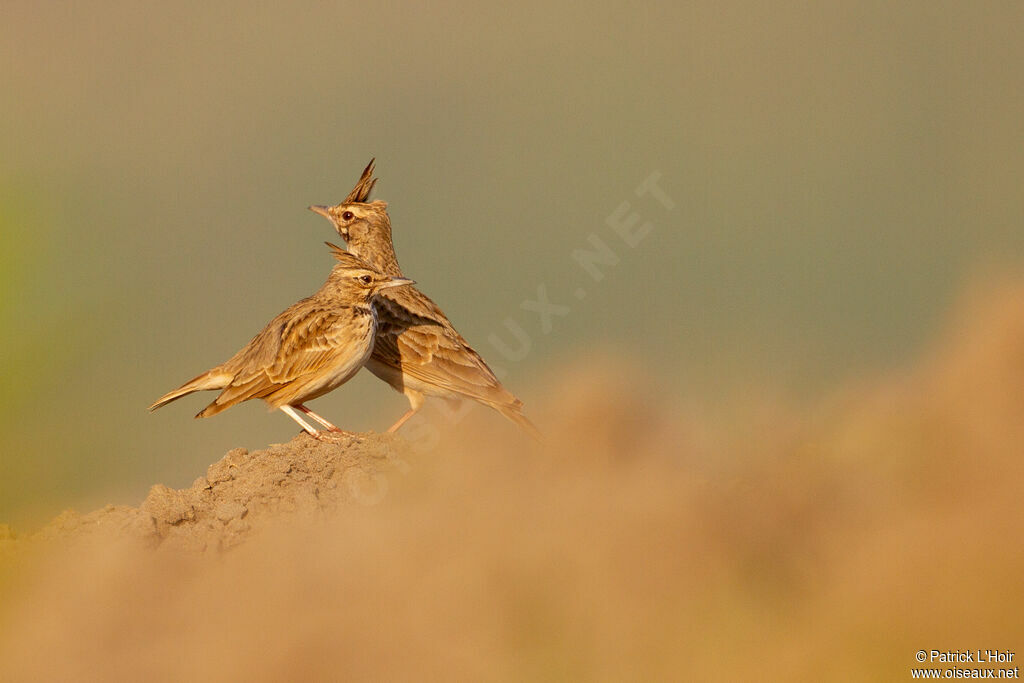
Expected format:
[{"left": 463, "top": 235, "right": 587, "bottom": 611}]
[
  {"left": 309, "top": 159, "right": 540, "bottom": 439},
  {"left": 149, "top": 246, "right": 414, "bottom": 440}
]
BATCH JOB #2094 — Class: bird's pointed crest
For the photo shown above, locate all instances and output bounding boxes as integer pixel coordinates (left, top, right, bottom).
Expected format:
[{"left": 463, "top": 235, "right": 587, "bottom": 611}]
[
  {"left": 325, "top": 241, "right": 373, "bottom": 269},
  {"left": 343, "top": 158, "right": 377, "bottom": 204}
]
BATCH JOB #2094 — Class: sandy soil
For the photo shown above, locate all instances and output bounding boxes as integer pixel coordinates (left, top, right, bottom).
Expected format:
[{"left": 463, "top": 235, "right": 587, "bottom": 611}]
[{"left": 1, "top": 432, "right": 410, "bottom": 556}]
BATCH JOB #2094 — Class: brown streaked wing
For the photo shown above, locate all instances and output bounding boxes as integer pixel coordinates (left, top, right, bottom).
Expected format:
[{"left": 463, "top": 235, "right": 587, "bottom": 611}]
[
  {"left": 267, "top": 305, "right": 362, "bottom": 382},
  {"left": 372, "top": 287, "right": 519, "bottom": 406},
  {"left": 210, "top": 305, "right": 364, "bottom": 409}
]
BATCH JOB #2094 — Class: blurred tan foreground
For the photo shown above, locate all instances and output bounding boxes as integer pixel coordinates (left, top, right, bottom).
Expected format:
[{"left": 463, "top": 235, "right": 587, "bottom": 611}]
[{"left": 2, "top": 278, "right": 1024, "bottom": 681}]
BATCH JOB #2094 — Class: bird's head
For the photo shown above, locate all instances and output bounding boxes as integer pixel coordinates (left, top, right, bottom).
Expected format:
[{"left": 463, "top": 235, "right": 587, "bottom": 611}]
[
  {"left": 326, "top": 243, "right": 413, "bottom": 297},
  {"left": 310, "top": 159, "right": 394, "bottom": 263}
]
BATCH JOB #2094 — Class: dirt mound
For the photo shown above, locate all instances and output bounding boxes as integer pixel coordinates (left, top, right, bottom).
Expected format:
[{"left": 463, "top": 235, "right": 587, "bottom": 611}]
[{"left": 3, "top": 433, "right": 410, "bottom": 555}]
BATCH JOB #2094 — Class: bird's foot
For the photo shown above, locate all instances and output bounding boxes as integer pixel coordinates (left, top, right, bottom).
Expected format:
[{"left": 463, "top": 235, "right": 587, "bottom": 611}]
[{"left": 310, "top": 429, "right": 359, "bottom": 443}]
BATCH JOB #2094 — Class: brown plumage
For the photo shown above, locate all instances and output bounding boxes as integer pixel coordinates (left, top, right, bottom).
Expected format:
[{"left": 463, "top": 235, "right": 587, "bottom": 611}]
[
  {"left": 149, "top": 248, "right": 414, "bottom": 438},
  {"left": 309, "top": 160, "right": 540, "bottom": 438}
]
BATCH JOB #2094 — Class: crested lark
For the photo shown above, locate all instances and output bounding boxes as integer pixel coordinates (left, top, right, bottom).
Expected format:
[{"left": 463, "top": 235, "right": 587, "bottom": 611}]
[
  {"left": 149, "top": 247, "right": 414, "bottom": 439},
  {"left": 310, "top": 160, "right": 539, "bottom": 438}
]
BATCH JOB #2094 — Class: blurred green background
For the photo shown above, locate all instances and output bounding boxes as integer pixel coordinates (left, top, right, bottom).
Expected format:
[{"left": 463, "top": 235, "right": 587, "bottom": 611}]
[{"left": 1, "top": 1, "right": 1022, "bottom": 527}]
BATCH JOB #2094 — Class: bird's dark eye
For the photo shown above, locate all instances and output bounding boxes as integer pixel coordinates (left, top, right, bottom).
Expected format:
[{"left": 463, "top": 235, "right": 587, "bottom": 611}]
[
  {"left": 359, "top": 274, "right": 373, "bottom": 285},
  {"left": 342, "top": 211, "right": 355, "bottom": 221}
]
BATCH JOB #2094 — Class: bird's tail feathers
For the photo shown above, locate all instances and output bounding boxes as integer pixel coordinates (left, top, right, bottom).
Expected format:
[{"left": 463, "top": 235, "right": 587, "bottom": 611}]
[
  {"left": 195, "top": 399, "right": 231, "bottom": 419},
  {"left": 492, "top": 402, "right": 543, "bottom": 442},
  {"left": 148, "top": 370, "right": 232, "bottom": 412}
]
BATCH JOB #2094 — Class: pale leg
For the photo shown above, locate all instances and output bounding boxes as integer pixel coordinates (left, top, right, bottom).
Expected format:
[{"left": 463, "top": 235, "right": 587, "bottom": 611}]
[
  {"left": 295, "top": 404, "right": 344, "bottom": 432},
  {"left": 387, "top": 389, "right": 426, "bottom": 433},
  {"left": 280, "top": 405, "right": 320, "bottom": 436},
  {"left": 288, "top": 404, "right": 357, "bottom": 441}
]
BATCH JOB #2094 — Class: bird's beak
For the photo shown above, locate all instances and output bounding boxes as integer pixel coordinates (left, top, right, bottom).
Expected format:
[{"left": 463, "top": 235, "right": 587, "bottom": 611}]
[
  {"left": 380, "top": 278, "right": 415, "bottom": 290},
  {"left": 309, "top": 205, "right": 332, "bottom": 219}
]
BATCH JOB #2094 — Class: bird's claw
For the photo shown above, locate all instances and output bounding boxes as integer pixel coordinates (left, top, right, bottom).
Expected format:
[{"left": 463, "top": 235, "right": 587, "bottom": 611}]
[{"left": 310, "top": 429, "right": 359, "bottom": 443}]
